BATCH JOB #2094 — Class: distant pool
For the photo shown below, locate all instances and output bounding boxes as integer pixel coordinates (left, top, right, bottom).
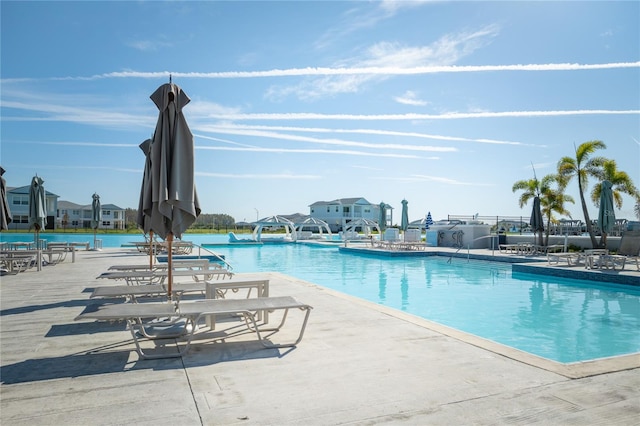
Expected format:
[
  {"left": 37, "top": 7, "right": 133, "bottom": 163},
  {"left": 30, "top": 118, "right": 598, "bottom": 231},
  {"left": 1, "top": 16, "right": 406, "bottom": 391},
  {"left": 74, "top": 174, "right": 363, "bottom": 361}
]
[{"left": 2, "top": 233, "right": 638, "bottom": 363}]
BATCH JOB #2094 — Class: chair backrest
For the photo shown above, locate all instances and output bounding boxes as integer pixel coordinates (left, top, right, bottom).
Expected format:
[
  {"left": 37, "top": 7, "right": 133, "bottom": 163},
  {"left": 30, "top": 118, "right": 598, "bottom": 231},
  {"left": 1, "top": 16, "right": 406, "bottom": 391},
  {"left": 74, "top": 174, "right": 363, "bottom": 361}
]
[{"left": 618, "top": 230, "right": 640, "bottom": 256}]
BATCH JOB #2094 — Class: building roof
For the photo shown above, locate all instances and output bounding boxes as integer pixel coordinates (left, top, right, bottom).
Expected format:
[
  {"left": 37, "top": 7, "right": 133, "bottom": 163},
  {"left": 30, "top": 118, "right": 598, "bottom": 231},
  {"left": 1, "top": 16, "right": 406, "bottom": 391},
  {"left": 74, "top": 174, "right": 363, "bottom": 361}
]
[
  {"left": 58, "top": 200, "right": 124, "bottom": 210},
  {"left": 309, "top": 197, "right": 373, "bottom": 207},
  {"left": 7, "top": 185, "right": 59, "bottom": 197}
]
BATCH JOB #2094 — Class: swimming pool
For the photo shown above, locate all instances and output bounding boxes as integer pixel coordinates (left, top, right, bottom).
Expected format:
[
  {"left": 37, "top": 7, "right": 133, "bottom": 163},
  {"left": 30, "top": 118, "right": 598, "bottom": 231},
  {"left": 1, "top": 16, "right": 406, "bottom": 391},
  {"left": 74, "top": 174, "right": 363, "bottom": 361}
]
[
  {"left": 2, "top": 233, "right": 638, "bottom": 362},
  {"left": 210, "top": 242, "right": 639, "bottom": 364}
]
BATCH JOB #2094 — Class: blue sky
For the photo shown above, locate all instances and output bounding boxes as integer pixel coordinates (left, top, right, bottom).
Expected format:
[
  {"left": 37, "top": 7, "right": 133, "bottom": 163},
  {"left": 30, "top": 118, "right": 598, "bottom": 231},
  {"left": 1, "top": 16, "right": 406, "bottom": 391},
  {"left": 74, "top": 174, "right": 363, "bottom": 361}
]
[{"left": 2, "top": 1, "right": 639, "bottom": 225}]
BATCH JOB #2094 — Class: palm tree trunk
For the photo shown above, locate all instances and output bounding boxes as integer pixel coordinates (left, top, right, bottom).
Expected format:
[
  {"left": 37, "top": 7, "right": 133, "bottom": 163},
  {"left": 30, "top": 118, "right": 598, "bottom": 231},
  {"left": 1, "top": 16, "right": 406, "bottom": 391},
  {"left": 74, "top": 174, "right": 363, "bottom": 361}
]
[{"left": 578, "top": 177, "right": 599, "bottom": 248}]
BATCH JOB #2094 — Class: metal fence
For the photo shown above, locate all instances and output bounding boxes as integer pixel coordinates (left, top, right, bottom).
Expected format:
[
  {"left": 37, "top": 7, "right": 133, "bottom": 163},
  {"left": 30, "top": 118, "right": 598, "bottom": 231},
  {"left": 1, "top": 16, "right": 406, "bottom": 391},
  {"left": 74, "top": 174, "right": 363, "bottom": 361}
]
[{"left": 446, "top": 215, "right": 632, "bottom": 237}]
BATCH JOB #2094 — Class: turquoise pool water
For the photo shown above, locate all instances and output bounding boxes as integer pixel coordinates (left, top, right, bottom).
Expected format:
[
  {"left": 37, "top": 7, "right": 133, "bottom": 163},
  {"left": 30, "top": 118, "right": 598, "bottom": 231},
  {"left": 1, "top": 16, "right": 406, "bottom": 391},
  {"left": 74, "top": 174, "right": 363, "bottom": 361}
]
[{"left": 3, "top": 233, "right": 639, "bottom": 362}]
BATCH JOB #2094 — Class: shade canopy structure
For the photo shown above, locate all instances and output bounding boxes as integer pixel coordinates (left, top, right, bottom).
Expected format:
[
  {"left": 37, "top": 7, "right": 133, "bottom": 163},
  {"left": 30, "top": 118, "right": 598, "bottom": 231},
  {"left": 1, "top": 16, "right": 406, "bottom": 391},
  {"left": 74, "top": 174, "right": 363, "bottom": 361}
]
[
  {"left": 147, "top": 82, "right": 201, "bottom": 299},
  {"left": 425, "top": 212, "right": 433, "bottom": 230},
  {"left": 378, "top": 202, "right": 387, "bottom": 232},
  {"left": 252, "top": 215, "right": 297, "bottom": 242},
  {"left": 598, "top": 180, "right": 615, "bottom": 248},
  {"left": 343, "top": 218, "right": 380, "bottom": 238},
  {"left": 530, "top": 196, "right": 544, "bottom": 246},
  {"left": 0, "top": 167, "right": 12, "bottom": 231},
  {"left": 400, "top": 199, "right": 409, "bottom": 232},
  {"left": 294, "top": 216, "right": 332, "bottom": 237}
]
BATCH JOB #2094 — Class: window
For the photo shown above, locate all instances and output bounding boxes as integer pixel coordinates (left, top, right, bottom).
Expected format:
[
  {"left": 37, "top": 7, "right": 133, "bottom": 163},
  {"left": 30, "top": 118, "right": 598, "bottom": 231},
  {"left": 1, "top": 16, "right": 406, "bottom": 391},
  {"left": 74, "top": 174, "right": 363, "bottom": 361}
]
[
  {"left": 113, "top": 211, "right": 119, "bottom": 219},
  {"left": 335, "top": 206, "right": 338, "bottom": 212},
  {"left": 12, "top": 196, "right": 28, "bottom": 205},
  {"left": 327, "top": 207, "right": 330, "bottom": 213},
  {"left": 72, "top": 210, "right": 80, "bottom": 216},
  {"left": 104, "top": 210, "right": 111, "bottom": 216},
  {"left": 102, "top": 221, "right": 111, "bottom": 227}
]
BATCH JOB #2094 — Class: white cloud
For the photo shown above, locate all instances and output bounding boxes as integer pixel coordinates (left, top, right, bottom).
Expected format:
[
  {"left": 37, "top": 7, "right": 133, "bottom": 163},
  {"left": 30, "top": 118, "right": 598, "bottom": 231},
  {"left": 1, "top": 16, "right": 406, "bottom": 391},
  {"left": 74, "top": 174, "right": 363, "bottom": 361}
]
[
  {"left": 196, "top": 145, "right": 423, "bottom": 159},
  {"left": 195, "top": 126, "right": 456, "bottom": 153},
  {"left": 197, "top": 171, "right": 322, "bottom": 179},
  {"left": 271, "top": 25, "right": 502, "bottom": 101},
  {"left": 205, "top": 109, "right": 640, "bottom": 121},
  {"left": 3, "top": 61, "right": 637, "bottom": 83},
  {"left": 394, "top": 90, "right": 428, "bottom": 106}
]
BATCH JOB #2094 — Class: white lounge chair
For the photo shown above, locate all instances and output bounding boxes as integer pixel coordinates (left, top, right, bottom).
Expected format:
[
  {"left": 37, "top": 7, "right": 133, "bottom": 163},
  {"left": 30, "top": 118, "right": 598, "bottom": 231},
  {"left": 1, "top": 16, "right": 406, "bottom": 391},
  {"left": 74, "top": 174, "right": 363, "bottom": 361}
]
[
  {"left": 591, "top": 230, "right": 640, "bottom": 271},
  {"left": 75, "top": 296, "right": 312, "bottom": 359},
  {"left": 547, "top": 251, "right": 583, "bottom": 266},
  {"left": 90, "top": 278, "right": 269, "bottom": 303}
]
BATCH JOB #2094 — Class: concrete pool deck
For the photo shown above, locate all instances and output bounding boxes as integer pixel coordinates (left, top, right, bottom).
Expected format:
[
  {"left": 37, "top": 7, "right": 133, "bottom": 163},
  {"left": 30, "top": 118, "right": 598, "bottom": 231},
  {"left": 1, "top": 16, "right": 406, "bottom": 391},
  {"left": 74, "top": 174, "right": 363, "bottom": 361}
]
[{"left": 1, "top": 247, "right": 639, "bottom": 425}]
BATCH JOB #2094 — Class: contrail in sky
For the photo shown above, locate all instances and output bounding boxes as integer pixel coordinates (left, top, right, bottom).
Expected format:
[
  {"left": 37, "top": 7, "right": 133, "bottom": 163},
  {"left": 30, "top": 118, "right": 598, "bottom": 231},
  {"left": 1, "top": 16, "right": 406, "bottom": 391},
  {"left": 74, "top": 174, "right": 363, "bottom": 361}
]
[{"left": 2, "top": 62, "right": 638, "bottom": 83}]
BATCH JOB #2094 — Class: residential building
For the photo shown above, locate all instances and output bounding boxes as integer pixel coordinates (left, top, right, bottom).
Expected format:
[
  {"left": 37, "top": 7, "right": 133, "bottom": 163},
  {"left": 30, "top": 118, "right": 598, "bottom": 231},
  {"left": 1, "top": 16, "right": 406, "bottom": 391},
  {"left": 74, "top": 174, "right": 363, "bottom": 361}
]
[
  {"left": 6, "top": 185, "right": 59, "bottom": 230},
  {"left": 308, "top": 197, "right": 393, "bottom": 232},
  {"left": 57, "top": 201, "right": 126, "bottom": 230}
]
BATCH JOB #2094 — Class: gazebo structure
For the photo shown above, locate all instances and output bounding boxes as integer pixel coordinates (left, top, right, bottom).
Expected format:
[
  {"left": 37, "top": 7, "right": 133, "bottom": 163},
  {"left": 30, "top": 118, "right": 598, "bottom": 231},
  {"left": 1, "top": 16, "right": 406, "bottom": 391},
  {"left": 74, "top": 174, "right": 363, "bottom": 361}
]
[
  {"left": 294, "top": 216, "right": 332, "bottom": 239},
  {"left": 341, "top": 218, "right": 380, "bottom": 240},
  {"left": 252, "top": 215, "right": 297, "bottom": 242}
]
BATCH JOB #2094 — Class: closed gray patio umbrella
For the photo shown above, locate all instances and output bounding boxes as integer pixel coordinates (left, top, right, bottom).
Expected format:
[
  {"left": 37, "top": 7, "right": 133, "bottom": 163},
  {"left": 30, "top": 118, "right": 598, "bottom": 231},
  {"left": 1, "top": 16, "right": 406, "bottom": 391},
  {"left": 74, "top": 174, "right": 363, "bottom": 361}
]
[
  {"left": 379, "top": 202, "right": 387, "bottom": 233},
  {"left": 29, "top": 175, "right": 47, "bottom": 246},
  {"left": 400, "top": 199, "right": 409, "bottom": 240},
  {"left": 530, "top": 196, "right": 544, "bottom": 246},
  {"left": 1, "top": 167, "right": 12, "bottom": 231},
  {"left": 598, "top": 180, "right": 615, "bottom": 248},
  {"left": 91, "top": 193, "right": 102, "bottom": 250},
  {"left": 148, "top": 82, "right": 201, "bottom": 298},
  {"left": 136, "top": 139, "right": 155, "bottom": 268},
  {"left": 136, "top": 139, "right": 152, "bottom": 235}
]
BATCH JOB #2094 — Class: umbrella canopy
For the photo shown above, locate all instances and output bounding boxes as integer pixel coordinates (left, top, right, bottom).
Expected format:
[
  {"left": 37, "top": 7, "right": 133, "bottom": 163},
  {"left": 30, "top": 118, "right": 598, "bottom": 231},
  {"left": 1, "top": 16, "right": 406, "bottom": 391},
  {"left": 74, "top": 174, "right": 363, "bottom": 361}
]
[
  {"left": 148, "top": 82, "right": 200, "bottom": 299},
  {"left": 148, "top": 83, "right": 201, "bottom": 240},
  {"left": 0, "top": 167, "right": 12, "bottom": 231},
  {"left": 378, "top": 202, "right": 387, "bottom": 232},
  {"left": 29, "top": 175, "right": 47, "bottom": 231},
  {"left": 425, "top": 212, "right": 433, "bottom": 230},
  {"left": 530, "top": 196, "right": 544, "bottom": 246},
  {"left": 90, "top": 193, "right": 102, "bottom": 229},
  {"left": 400, "top": 199, "right": 409, "bottom": 232},
  {"left": 598, "top": 180, "right": 615, "bottom": 248},
  {"left": 90, "top": 193, "right": 102, "bottom": 250},
  {"left": 136, "top": 139, "right": 152, "bottom": 234}
]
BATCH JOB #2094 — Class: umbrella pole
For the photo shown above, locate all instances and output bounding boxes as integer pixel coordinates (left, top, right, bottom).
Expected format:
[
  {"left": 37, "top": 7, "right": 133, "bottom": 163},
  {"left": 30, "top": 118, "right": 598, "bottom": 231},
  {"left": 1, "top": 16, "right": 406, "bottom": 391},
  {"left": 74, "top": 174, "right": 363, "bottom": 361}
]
[
  {"left": 167, "top": 232, "right": 173, "bottom": 301},
  {"left": 149, "top": 231, "right": 154, "bottom": 270}
]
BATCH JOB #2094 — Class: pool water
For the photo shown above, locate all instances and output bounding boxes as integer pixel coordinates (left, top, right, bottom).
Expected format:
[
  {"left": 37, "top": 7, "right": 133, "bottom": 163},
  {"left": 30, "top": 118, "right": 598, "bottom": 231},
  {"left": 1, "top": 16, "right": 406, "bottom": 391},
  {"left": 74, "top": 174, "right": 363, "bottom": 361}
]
[
  {"left": 212, "top": 243, "right": 640, "bottom": 364},
  {"left": 2, "top": 233, "right": 638, "bottom": 362}
]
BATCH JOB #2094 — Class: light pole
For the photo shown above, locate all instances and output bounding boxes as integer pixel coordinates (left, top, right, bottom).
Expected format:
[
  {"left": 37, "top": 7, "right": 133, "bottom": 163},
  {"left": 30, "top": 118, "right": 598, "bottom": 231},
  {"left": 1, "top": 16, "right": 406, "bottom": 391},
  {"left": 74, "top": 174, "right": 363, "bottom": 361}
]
[{"left": 254, "top": 208, "right": 259, "bottom": 221}]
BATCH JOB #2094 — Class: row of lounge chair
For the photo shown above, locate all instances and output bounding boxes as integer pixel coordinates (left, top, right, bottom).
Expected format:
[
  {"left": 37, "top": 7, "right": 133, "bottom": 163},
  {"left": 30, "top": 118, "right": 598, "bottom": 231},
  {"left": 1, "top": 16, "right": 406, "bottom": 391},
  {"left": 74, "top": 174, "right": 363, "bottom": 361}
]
[
  {"left": 498, "top": 243, "right": 564, "bottom": 256},
  {"left": 496, "top": 230, "right": 640, "bottom": 272},
  {"left": 546, "top": 230, "right": 640, "bottom": 271},
  {"left": 1, "top": 244, "right": 77, "bottom": 274},
  {"left": 75, "top": 258, "right": 313, "bottom": 359}
]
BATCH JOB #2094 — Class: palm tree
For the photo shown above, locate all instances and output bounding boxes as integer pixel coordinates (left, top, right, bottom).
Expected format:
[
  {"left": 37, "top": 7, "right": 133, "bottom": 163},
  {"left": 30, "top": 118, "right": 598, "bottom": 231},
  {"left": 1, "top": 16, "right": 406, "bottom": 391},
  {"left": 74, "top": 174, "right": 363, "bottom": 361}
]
[
  {"left": 557, "top": 140, "right": 607, "bottom": 248},
  {"left": 590, "top": 159, "right": 640, "bottom": 209},
  {"left": 590, "top": 159, "right": 640, "bottom": 246},
  {"left": 539, "top": 175, "right": 574, "bottom": 246},
  {"left": 635, "top": 201, "right": 640, "bottom": 220},
  {"left": 512, "top": 176, "right": 543, "bottom": 245},
  {"left": 513, "top": 174, "right": 575, "bottom": 246}
]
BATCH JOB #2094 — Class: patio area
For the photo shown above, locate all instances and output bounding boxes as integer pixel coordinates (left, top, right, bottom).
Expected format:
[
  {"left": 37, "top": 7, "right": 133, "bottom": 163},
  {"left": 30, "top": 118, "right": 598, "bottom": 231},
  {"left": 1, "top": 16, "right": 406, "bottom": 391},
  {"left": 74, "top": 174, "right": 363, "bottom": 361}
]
[{"left": 1, "top": 247, "right": 638, "bottom": 425}]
